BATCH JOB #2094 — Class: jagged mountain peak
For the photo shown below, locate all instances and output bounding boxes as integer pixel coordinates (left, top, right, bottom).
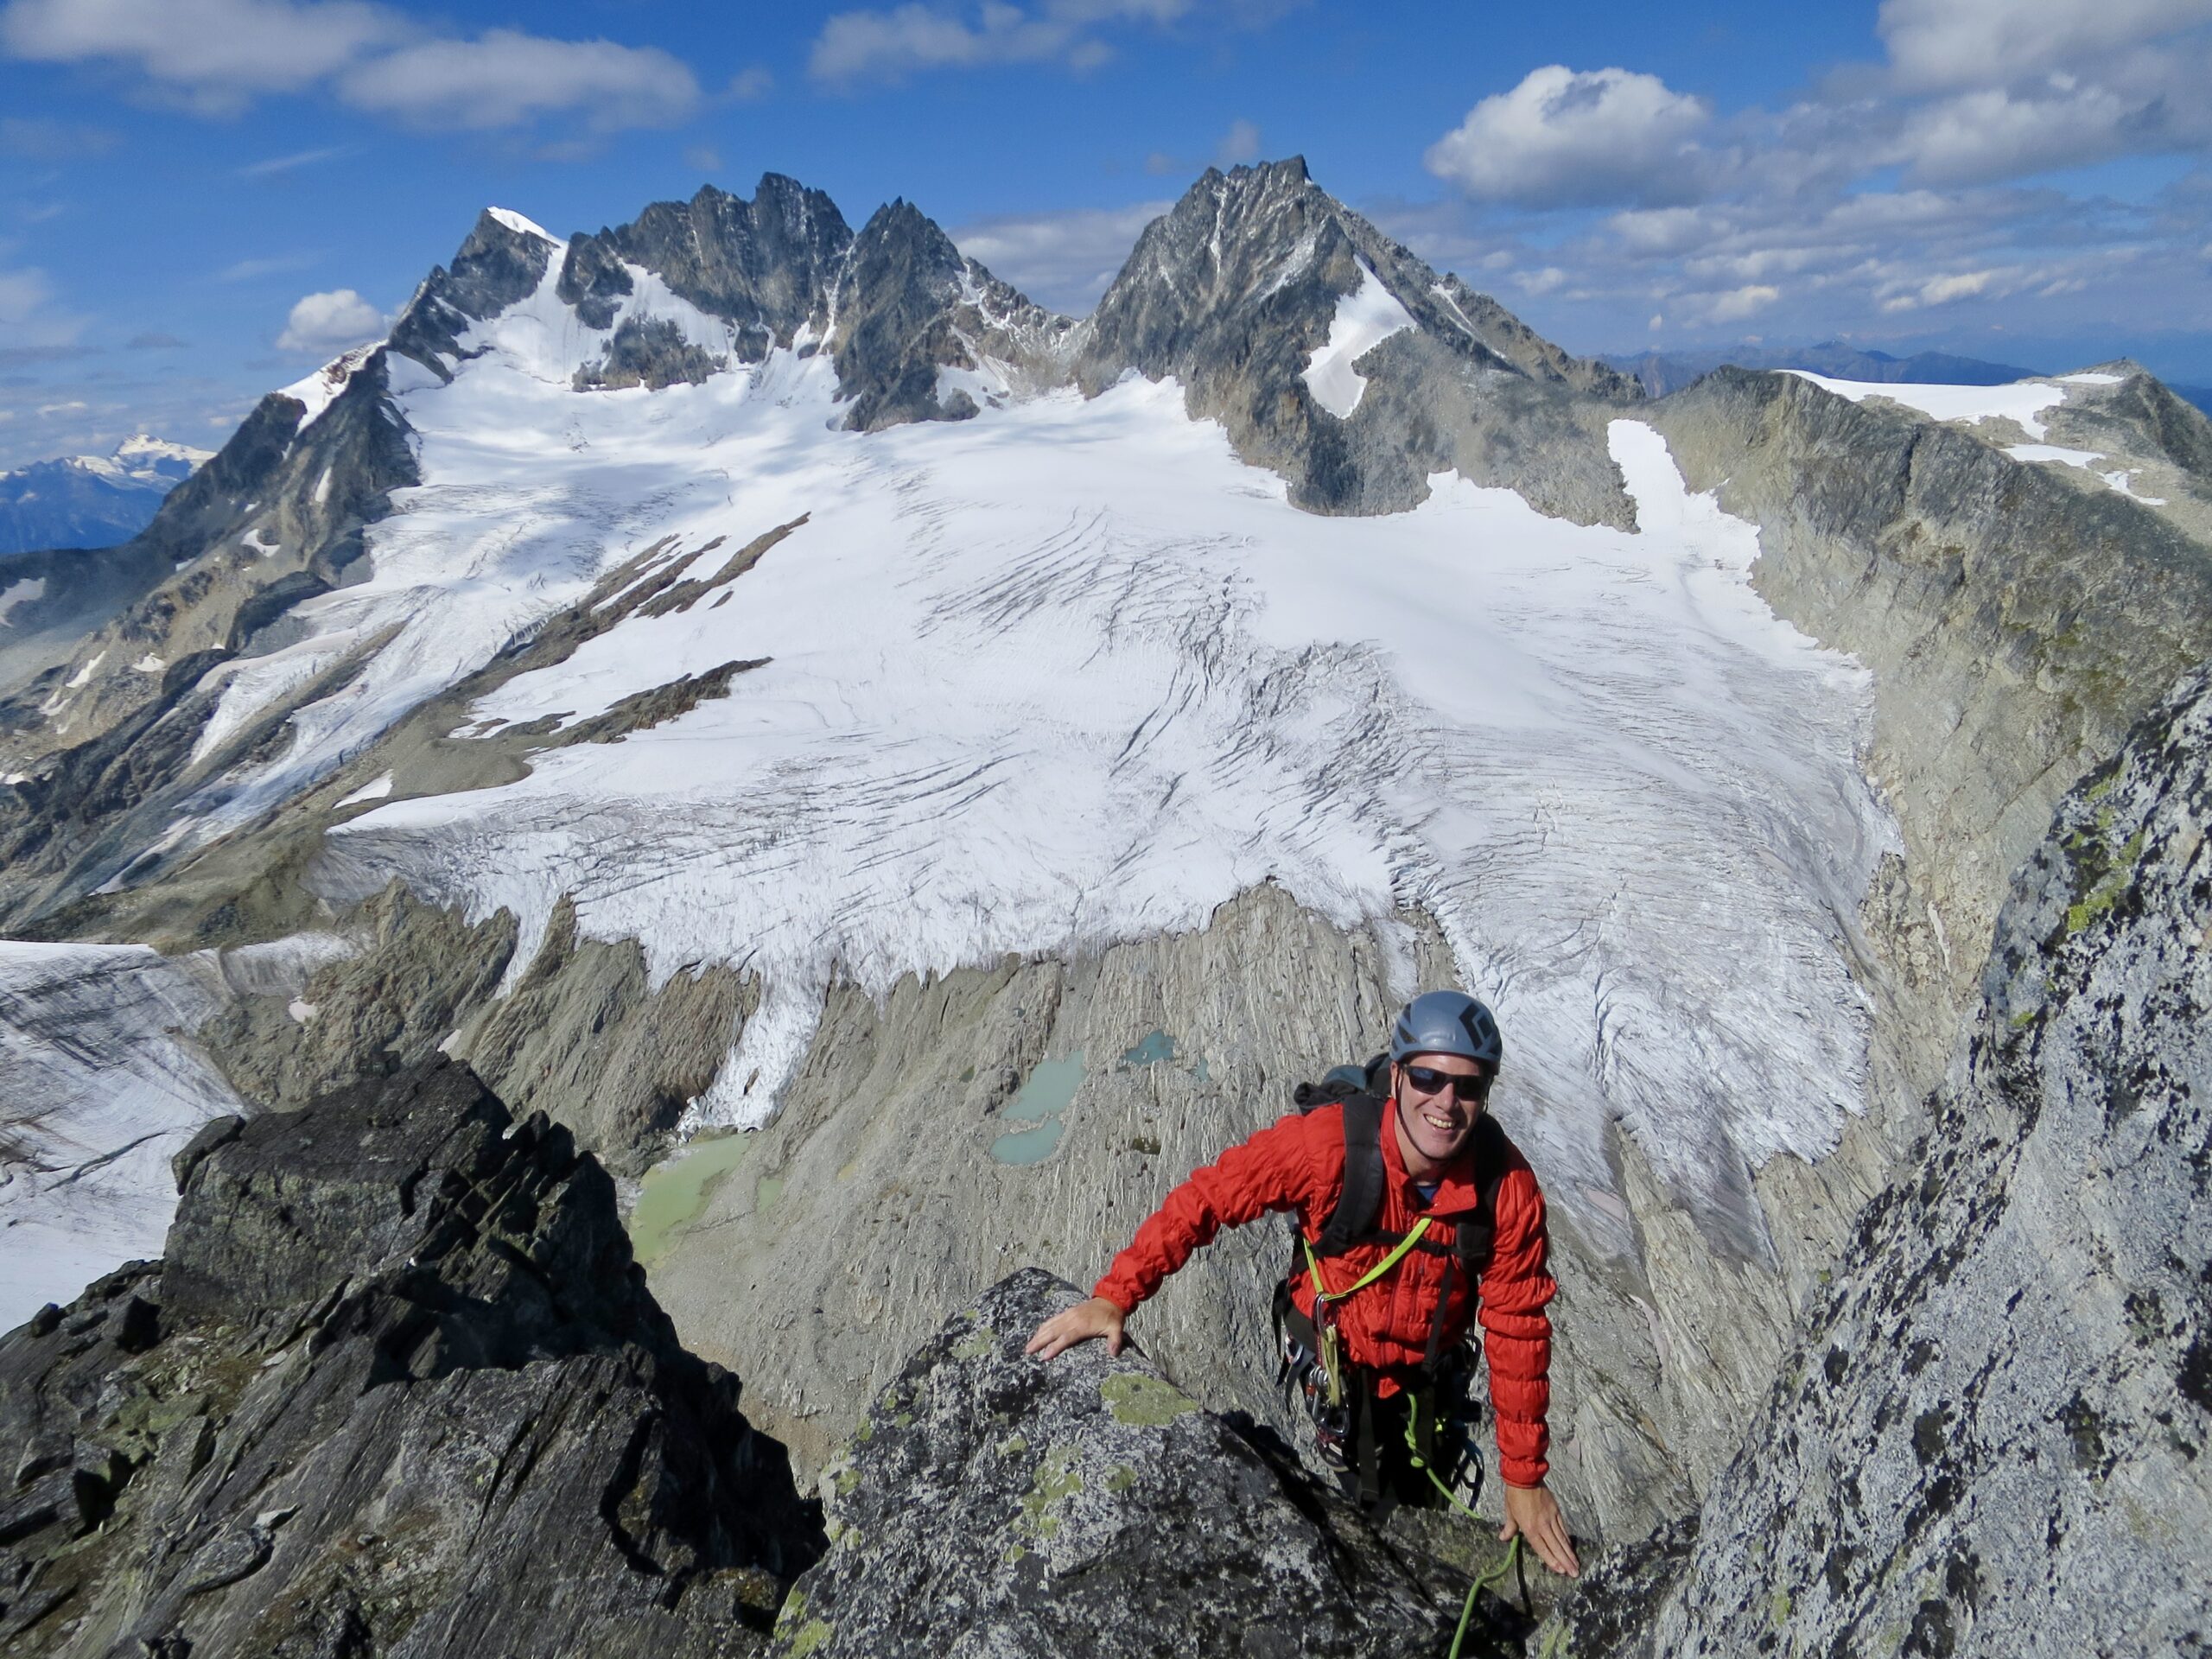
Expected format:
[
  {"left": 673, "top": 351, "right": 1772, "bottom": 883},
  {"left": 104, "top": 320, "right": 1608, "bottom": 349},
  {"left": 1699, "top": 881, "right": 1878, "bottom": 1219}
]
[
  {"left": 1093, "top": 155, "right": 1632, "bottom": 399},
  {"left": 1077, "top": 154, "right": 1639, "bottom": 517},
  {"left": 544, "top": 178, "right": 845, "bottom": 358}
]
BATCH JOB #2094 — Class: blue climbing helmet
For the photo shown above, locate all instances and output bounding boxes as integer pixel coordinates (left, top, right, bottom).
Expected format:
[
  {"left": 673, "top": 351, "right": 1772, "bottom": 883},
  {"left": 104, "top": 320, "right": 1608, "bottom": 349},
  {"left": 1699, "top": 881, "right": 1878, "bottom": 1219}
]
[{"left": 1389, "top": 989, "right": 1503, "bottom": 1070}]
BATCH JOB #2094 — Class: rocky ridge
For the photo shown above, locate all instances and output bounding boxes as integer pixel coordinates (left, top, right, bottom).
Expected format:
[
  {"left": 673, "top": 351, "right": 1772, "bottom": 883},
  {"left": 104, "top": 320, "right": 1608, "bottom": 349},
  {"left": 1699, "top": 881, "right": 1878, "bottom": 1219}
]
[
  {"left": 772, "top": 1268, "right": 1494, "bottom": 1659},
  {"left": 1548, "top": 658, "right": 2212, "bottom": 1656},
  {"left": 0, "top": 1056, "right": 820, "bottom": 1656}
]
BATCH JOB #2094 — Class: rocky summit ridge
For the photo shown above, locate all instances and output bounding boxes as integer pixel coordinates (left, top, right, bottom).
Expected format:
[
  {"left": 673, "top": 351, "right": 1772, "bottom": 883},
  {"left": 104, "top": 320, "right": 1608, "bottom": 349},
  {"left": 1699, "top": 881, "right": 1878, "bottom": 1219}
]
[{"left": 0, "top": 156, "right": 1625, "bottom": 836}]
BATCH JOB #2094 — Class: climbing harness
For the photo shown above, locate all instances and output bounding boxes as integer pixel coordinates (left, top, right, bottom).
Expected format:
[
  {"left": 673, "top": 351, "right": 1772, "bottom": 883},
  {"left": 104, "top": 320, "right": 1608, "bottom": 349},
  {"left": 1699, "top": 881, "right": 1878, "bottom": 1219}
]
[{"left": 1300, "top": 1219, "right": 1431, "bottom": 1414}]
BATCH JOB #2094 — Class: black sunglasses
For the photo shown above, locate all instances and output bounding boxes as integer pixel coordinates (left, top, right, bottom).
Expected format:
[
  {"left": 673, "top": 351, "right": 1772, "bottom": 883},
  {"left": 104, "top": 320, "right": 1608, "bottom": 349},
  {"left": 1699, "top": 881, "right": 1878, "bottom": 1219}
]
[{"left": 1401, "top": 1064, "right": 1491, "bottom": 1103}]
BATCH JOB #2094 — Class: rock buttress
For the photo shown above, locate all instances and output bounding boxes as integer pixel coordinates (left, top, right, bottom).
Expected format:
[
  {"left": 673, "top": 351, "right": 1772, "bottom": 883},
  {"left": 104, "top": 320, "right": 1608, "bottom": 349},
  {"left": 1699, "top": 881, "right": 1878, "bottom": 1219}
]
[{"left": 0, "top": 1056, "right": 822, "bottom": 1656}]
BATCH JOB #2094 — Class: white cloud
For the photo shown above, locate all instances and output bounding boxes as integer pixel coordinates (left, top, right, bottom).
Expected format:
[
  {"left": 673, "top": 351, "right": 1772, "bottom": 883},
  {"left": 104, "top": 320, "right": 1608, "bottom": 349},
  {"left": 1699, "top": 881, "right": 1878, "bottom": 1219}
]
[
  {"left": 949, "top": 198, "right": 1173, "bottom": 313},
  {"left": 809, "top": 0, "right": 1190, "bottom": 84},
  {"left": 0, "top": 0, "right": 696, "bottom": 133},
  {"left": 337, "top": 30, "right": 696, "bottom": 130},
  {"left": 276, "top": 288, "right": 383, "bottom": 352},
  {"left": 1215, "top": 118, "right": 1261, "bottom": 166},
  {"left": 0, "top": 0, "right": 404, "bottom": 108},
  {"left": 728, "top": 64, "right": 773, "bottom": 100},
  {"left": 1515, "top": 266, "right": 1568, "bottom": 295},
  {"left": 1878, "top": 0, "right": 2212, "bottom": 92},
  {"left": 1608, "top": 205, "right": 1726, "bottom": 257},
  {"left": 0, "top": 267, "right": 53, "bottom": 326},
  {"left": 237, "top": 143, "right": 356, "bottom": 178},
  {"left": 218, "top": 253, "right": 316, "bottom": 283},
  {"left": 1897, "top": 84, "right": 2137, "bottom": 183},
  {"left": 0, "top": 114, "right": 119, "bottom": 157},
  {"left": 1879, "top": 267, "right": 2005, "bottom": 311},
  {"left": 1705, "top": 283, "right": 1780, "bottom": 321},
  {"left": 1425, "top": 65, "right": 1712, "bottom": 208},
  {"left": 0, "top": 264, "right": 86, "bottom": 354}
]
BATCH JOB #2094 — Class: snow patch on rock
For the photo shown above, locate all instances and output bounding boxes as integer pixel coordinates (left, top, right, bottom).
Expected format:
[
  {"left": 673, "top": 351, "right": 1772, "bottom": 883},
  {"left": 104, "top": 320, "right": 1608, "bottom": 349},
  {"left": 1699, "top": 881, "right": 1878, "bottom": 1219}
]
[
  {"left": 281, "top": 341, "right": 382, "bottom": 433},
  {"left": 1301, "top": 263, "right": 1415, "bottom": 418},
  {"left": 337, "top": 772, "right": 394, "bottom": 807}
]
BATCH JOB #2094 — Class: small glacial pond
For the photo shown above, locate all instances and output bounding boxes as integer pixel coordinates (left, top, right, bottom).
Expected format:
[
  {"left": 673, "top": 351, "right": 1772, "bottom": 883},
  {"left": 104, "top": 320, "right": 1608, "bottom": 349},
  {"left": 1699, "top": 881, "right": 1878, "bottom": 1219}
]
[
  {"left": 988, "top": 1052, "right": 1087, "bottom": 1166},
  {"left": 1120, "top": 1029, "right": 1175, "bottom": 1066},
  {"left": 628, "top": 1130, "right": 753, "bottom": 1264},
  {"left": 1122, "top": 1027, "right": 1207, "bottom": 1083}
]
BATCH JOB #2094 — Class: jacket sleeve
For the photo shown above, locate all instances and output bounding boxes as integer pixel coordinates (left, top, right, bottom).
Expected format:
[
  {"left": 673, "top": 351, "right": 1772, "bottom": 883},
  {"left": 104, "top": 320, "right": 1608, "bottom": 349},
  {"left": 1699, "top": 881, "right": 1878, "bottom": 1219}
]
[
  {"left": 1478, "top": 1163, "right": 1557, "bottom": 1488},
  {"left": 1094, "top": 1112, "right": 1329, "bottom": 1313}
]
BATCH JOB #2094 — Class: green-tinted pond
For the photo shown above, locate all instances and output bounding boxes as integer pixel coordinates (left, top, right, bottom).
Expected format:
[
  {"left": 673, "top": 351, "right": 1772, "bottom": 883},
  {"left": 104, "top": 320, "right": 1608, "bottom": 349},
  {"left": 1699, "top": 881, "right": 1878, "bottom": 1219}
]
[
  {"left": 1120, "top": 1030, "right": 1176, "bottom": 1067},
  {"left": 629, "top": 1130, "right": 753, "bottom": 1265},
  {"left": 988, "top": 1052, "right": 1087, "bottom": 1166}
]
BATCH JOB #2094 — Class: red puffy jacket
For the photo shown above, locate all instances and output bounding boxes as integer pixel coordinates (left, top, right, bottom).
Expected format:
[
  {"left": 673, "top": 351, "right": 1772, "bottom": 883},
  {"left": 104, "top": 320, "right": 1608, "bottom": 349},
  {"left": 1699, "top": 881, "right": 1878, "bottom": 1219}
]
[{"left": 1095, "top": 1098, "right": 1557, "bottom": 1488}]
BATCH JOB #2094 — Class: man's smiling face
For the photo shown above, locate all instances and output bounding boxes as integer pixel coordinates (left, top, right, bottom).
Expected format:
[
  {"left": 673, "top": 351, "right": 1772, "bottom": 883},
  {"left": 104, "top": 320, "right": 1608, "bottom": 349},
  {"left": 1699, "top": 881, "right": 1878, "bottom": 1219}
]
[{"left": 1391, "top": 1052, "right": 1491, "bottom": 1171}]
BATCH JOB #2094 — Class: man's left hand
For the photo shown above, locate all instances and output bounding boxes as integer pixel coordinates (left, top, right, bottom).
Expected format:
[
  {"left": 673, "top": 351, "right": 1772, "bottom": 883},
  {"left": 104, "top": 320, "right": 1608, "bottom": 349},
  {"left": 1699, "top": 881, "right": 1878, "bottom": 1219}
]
[{"left": 1500, "top": 1481, "right": 1580, "bottom": 1577}]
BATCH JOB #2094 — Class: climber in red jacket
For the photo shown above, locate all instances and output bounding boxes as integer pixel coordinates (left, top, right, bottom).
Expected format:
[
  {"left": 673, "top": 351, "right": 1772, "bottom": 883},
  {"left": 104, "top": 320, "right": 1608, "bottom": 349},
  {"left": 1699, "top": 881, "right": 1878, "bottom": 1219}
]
[{"left": 1027, "top": 990, "right": 1580, "bottom": 1576}]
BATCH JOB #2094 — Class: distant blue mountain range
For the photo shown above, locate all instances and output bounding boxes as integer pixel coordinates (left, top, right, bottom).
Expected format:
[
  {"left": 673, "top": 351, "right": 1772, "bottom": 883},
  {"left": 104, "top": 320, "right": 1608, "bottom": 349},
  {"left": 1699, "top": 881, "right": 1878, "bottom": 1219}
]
[{"left": 0, "top": 435, "right": 209, "bottom": 556}]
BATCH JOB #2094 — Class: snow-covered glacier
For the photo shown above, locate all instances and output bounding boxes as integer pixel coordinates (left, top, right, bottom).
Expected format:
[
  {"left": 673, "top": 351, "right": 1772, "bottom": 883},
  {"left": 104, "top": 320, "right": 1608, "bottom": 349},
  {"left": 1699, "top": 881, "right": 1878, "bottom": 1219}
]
[
  {"left": 130, "top": 257, "right": 1897, "bottom": 1263},
  {"left": 0, "top": 943, "right": 243, "bottom": 1329}
]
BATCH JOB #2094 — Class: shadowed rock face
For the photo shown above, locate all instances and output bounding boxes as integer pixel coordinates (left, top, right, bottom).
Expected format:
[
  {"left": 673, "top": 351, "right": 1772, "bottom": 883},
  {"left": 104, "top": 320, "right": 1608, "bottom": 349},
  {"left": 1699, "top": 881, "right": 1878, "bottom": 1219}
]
[
  {"left": 0, "top": 1058, "right": 821, "bottom": 1656},
  {"left": 772, "top": 1268, "right": 1480, "bottom": 1659},
  {"left": 565, "top": 177, "right": 853, "bottom": 354},
  {"left": 1647, "top": 369, "right": 2212, "bottom": 1069},
  {"left": 1548, "top": 659, "right": 2212, "bottom": 1656}
]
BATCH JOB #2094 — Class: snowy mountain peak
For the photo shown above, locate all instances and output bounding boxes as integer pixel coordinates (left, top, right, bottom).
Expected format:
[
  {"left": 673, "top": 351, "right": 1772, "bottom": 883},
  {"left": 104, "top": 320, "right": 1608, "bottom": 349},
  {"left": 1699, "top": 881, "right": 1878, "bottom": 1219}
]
[
  {"left": 384, "top": 207, "right": 564, "bottom": 385},
  {"left": 112, "top": 435, "right": 213, "bottom": 473},
  {"left": 484, "top": 206, "right": 556, "bottom": 245},
  {"left": 558, "top": 176, "right": 855, "bottom": 352},
  {"left": 0, "top": 434, "right": 210, "bottom": 555}
]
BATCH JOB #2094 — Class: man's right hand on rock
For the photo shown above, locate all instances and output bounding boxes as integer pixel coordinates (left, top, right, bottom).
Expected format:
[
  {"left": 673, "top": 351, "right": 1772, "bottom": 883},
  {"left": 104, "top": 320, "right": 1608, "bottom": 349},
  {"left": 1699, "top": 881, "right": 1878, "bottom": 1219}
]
[{"left": 1024, "top": 1295, "right": 1127, "bottom": 1360}]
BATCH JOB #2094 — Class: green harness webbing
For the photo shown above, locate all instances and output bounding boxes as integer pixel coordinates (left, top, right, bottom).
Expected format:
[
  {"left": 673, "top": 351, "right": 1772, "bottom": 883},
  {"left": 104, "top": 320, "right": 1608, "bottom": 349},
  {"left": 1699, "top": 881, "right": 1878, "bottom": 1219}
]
[
  {"left": 1302, "top": 1216, "right": 1432, "bottom": 1303},
  {"left": 1301, "top": 1219, "right": 1431, "bottom": 1408}
]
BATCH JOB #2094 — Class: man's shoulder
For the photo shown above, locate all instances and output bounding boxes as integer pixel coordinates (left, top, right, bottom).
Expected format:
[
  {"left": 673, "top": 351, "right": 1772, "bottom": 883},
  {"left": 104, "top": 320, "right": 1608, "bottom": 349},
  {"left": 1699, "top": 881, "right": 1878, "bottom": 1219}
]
[{"left": 1268, "top": 1096, "right": 1351, "bottom": 1148}]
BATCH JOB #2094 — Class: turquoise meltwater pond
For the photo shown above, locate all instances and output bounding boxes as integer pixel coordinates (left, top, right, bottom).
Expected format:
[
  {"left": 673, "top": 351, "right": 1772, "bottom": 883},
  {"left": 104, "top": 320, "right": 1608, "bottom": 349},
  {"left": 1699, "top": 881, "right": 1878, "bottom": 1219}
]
[{"left": 988, "top": 1052, "right": 1088, "bottom": 1165}]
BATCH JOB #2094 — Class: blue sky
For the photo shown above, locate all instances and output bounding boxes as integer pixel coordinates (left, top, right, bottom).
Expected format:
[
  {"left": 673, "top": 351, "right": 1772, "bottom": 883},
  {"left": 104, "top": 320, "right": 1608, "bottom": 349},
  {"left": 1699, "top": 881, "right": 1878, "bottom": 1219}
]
[{"left": 3, "top": 0, "right": 2210, "bottom": 468}]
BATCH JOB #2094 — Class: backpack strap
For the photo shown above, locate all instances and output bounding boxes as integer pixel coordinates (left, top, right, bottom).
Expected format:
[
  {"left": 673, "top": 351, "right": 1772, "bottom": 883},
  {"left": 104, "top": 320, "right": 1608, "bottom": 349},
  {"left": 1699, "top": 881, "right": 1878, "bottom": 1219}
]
[
  {"left": 1449, "top": 1115, "right": 1513, "bottom": 1281},
  {"left": 1312, "top": 1091, "right": 1388, "bottom": 1258}
]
